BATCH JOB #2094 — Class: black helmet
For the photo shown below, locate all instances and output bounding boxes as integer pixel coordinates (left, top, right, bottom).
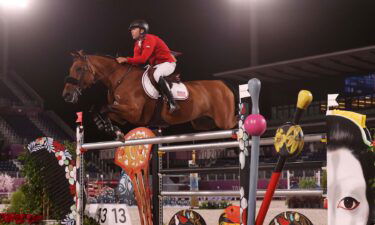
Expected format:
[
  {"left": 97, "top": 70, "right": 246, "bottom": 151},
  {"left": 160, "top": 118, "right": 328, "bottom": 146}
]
[{"left": 129, "top": 20, "right": 149, "bottom": 34}]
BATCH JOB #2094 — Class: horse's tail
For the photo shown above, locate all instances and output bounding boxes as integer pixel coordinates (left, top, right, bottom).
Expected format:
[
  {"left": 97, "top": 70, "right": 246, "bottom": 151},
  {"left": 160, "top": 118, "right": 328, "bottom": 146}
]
[{"left": 220, "top": 79, "right": 239, "bottom": 116}]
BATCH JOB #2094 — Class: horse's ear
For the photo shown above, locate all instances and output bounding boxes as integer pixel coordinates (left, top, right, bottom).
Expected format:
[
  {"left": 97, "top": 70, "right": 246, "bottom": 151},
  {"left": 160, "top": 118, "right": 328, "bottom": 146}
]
[
  {"left": 70, "top": 50, "right": 84, "bottom": 59},
  {"left": 78, "top": 50, "right": 85, "bottom": 57},
  {"left": 71, "top": 51, "right": 80, "bottom": 59},
  {"left": 71, "top": 50, "right": 86, "bottom": 60}
]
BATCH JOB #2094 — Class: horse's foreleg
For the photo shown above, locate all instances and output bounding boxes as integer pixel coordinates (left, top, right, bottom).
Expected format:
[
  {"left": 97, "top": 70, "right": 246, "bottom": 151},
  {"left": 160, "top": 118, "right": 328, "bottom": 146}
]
[
  {"left": 87, "top": 105, "right": 126, "bottom": 140},
  {"left": 91, "top": 109, "right": 113, "bottom": 133},
  {"left": 107, "top": 113, "right": 126, "bottom": 125},
  {"left": 91, "top": 112, "right": 124, "bottom": 139}
]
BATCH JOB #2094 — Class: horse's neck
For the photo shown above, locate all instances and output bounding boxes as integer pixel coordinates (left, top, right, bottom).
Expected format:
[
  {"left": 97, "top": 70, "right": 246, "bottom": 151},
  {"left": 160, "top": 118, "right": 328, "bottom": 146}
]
[
  {"left": 89, "top": 56, "right": 125, "bottom": 88},
  {"left": 90, "top": 56, "right": 143, "bottom": 91}
]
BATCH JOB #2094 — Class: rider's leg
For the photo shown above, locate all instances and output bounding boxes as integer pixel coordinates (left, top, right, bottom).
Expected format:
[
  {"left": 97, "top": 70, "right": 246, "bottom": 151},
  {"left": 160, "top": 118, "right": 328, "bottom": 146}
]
[
  {"left": 153, "top": 62, "right": 176, "bottom": 83},
  {"left": 153, "top": 62, "right": 179, "bottom": 113}
]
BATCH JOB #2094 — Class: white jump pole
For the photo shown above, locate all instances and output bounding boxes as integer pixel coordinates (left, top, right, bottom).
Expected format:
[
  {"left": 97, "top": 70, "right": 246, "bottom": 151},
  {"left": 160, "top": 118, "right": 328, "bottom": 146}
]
[{"left": 75, "top": 112, "right": 84, "bottom": 225}]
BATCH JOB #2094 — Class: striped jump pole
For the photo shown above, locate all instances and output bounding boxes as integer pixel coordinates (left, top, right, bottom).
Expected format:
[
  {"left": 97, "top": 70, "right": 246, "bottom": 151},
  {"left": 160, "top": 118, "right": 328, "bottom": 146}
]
[{"left": 245, "top": 78, "right": 267, "bottom": 225}]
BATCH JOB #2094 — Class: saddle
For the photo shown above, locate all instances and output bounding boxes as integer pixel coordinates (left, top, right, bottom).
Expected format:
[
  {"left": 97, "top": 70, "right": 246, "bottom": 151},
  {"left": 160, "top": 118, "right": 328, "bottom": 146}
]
[
  {"left": 147, "top": 67, "right": 181, "bottom": 90},
  {"left": 141, "top": 66, "right": 189, "bottom": 100}
]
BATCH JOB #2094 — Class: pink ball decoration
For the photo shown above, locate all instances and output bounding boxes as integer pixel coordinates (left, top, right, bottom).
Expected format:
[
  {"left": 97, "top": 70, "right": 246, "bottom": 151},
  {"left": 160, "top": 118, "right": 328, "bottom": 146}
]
[{"left": 244, "top": 114, "right": 267, "bottom": 136}]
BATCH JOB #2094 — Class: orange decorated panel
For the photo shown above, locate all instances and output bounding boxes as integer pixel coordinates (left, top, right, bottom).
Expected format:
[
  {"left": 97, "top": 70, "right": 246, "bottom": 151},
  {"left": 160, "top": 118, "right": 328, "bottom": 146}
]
[{"left": 114, "top": 127, "right": 155, "bottom": 174}]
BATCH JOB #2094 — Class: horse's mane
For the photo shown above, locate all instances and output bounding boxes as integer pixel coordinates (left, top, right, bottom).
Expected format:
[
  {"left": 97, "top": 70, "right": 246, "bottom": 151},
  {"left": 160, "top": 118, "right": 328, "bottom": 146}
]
[
  {"left": 91, "top": 53, "right": 117, "bottom": 60},
  {"left": 72, "top": 51, "right": 117, "bottom": 63},
  {"left": 73, "top": 51, "right": 137, "bottom": 69}
]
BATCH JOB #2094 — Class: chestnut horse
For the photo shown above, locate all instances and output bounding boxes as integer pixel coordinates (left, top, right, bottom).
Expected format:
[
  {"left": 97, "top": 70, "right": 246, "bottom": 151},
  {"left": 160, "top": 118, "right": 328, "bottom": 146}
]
[{"left": 62, "top": 51, "right": 237, "bottom": 131}]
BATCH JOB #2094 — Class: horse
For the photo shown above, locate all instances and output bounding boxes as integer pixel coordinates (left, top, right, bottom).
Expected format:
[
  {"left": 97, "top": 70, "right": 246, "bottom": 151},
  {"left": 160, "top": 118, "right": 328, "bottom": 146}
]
[{"left": 62, "top": 50, "right": 237, "bottom": 133}]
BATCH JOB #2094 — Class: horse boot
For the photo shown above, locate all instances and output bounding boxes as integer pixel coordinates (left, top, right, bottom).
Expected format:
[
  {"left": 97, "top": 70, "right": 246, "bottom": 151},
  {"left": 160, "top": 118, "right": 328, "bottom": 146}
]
[
  {"left": 158, "top": 77, "right": 179, "bottom": 113},
  {"left": 92, "top": 112, "right": 108, "bottom": 132},
  {"left": 92, "top": 112, "right": 118, "bottom": 137}
]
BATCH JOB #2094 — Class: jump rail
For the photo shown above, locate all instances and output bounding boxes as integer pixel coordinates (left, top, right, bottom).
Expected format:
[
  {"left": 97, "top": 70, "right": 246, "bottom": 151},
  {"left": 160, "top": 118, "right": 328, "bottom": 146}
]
[
  {"left": 82, "top": 131, "right": 324, "bottom": 151},
  {"left": 159, "top": 141, "right": 238, "bottom": 152},
  {"left": 161, "top": 190, "right": 323, "bottom": 197},
  {"left": 159, "top": 161, "right": 325, "bottom": 174},
  {"left": 82, "top": 129, "right": 237, "bottom": 150},
  {"left": 160, "top": 133, "right": 324, "bottom": 152}
]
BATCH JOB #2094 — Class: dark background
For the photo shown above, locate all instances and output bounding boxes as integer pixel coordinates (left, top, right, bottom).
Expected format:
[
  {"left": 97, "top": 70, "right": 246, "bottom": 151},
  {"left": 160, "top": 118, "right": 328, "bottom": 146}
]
[{"left": 1, "top": 0, "right": 375, "bottom": 138}]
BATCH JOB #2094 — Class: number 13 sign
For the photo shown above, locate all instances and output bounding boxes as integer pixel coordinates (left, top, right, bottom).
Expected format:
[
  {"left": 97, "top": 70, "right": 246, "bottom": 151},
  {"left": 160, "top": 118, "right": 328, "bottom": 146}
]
[{"left": 86, "top": 204, "right": 132, "bottom": 225}]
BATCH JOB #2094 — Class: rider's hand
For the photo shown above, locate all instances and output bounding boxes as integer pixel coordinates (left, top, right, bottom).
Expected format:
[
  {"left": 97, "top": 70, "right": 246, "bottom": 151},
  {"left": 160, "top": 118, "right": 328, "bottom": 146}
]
[{"left": 116, "top": 57, "right": 128, "bottom": 64}]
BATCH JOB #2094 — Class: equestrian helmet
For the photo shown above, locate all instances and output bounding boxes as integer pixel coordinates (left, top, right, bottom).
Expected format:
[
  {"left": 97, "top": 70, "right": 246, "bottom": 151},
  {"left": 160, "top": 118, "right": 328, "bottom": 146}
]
[{"left": 129, "top": 20, "right": 149, "bottom": 33}]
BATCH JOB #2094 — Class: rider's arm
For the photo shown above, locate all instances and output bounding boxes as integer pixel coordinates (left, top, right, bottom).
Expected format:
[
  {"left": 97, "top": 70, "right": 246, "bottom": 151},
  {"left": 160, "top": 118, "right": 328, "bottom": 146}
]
[{"left": 127, "top": 36, "right": 156, "bottom": 64}]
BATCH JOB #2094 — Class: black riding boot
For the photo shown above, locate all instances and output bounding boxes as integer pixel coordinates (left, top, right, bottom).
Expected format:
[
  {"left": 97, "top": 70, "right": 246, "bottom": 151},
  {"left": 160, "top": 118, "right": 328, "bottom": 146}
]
[{"left": 158, "top": 77, "right": 179, "bottom": 113}]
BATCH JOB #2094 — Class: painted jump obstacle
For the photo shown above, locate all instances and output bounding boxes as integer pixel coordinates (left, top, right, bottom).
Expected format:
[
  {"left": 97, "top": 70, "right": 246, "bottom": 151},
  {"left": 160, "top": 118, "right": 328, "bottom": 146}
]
[{"left": 76, "top": 78, "right": 318, "bottom": 225}]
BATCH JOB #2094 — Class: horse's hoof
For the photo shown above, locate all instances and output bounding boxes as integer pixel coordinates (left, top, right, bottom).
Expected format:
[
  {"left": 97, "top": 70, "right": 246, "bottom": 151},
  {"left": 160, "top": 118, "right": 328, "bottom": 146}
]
[{"left": 115, "top": 130, "right": 125, "bottom": 142}]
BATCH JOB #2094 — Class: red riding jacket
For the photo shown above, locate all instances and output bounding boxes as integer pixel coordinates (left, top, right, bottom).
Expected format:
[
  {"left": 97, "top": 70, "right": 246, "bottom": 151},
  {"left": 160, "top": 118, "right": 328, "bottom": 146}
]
[{"left": 127, "top": 34, "right": 176, "bottom": 66}]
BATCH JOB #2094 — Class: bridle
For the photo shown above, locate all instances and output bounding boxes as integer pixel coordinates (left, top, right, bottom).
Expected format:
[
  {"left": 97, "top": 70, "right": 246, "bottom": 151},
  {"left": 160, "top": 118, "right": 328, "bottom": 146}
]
[
  {"left": 64, "top": 55, "right": 98, "bottom": 97},
  {"left": 64, "top": 54, "right": 133, "bottom": 97}
]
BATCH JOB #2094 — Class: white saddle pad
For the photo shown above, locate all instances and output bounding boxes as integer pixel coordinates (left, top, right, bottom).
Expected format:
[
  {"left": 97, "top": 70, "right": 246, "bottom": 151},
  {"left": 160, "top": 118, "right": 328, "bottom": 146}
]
[{"left": 142, "top": 69, "right": 189, "bottom": 100}]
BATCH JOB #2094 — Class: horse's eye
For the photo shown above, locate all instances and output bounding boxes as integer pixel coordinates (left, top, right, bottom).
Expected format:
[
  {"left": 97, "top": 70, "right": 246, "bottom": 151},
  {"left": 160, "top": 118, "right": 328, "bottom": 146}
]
[{"left": 337, "top": 197, "right": 360, "bottom": 210}]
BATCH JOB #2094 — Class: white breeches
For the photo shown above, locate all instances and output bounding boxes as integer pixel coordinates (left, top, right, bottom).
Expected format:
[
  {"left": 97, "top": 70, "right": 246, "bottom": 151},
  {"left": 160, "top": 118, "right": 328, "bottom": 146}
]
[{"left": 153, "top": 62, "right": 176, "bottom": 83}]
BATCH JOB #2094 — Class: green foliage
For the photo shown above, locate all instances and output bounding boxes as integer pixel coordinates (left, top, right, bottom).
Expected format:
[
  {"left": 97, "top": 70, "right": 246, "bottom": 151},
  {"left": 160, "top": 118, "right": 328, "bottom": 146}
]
[
  {"left": 62, "top": 141, "right": 76, "bottom": 159},
  {"left": 6, "top": 189, "right": 26, "bottom": 213},
  {"left": 9, "top": 152, "right": 44, "bottom": 215},
  {"left": 7, "top": 150, "right": 61, "bottom": 218},
  {"left": 298, "top": 177, "right": 317, "bottom": 189}
]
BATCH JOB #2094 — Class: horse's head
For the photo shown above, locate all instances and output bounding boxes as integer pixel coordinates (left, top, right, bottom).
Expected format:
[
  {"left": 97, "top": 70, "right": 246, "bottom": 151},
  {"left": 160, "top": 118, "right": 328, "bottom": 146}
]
[{"left": 62, "top": 50, "right": 97, "bottom": 103}]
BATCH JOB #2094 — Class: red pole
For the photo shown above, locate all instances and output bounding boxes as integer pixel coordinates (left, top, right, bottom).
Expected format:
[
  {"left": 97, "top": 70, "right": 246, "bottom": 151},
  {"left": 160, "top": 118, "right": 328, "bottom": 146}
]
[{"left": 256, "top": 172, "right": 281, "bottom": 225}]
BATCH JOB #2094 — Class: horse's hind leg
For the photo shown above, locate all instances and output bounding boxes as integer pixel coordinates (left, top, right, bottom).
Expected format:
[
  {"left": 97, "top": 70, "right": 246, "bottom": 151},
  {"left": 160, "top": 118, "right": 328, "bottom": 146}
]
[
  {"left": 205, "top": 81, "right": 237, "bottom": 130},
  {"left": 212, "top": 113, "right": 237, "bottom": 130},
  {"left": 212, "top": 100, "right": 237, "bottom": 130}
]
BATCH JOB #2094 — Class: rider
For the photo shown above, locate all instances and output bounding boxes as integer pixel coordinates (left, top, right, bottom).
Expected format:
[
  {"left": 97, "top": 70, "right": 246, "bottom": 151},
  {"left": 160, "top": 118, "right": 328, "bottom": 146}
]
[{"left": 116, "top": 19, "right": 179, "bottom": 113}]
